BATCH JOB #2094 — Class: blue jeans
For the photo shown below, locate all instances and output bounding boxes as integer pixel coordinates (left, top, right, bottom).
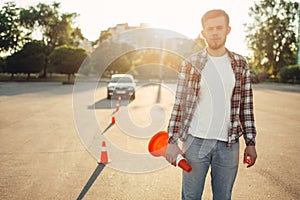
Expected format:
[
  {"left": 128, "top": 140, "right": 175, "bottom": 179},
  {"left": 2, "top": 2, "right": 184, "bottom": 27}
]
[{"left": 182, "top": 135, "right": 239, "bottom": 200}]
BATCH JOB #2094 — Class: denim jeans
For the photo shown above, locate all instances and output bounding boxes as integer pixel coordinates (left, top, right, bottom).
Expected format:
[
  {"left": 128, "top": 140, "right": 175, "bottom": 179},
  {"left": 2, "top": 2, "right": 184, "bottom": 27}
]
[{"left": 182, "top": 135, "right": 239, "bottom": 200}]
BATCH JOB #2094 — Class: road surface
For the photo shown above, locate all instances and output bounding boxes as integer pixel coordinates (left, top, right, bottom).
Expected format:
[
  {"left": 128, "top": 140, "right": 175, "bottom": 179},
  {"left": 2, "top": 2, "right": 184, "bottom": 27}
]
[{"left": 0, "top": 81, "right": 299, "bottom": 200}]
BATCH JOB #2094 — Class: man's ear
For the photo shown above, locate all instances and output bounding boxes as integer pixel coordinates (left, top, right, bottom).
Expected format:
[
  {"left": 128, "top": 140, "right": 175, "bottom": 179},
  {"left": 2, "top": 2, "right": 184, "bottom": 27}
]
[
  {"left": 201, "top": 30, "right": 206, "bottom": 39},
  {"left": 227, "top": 26, "right": 231, "bottom": 35}
]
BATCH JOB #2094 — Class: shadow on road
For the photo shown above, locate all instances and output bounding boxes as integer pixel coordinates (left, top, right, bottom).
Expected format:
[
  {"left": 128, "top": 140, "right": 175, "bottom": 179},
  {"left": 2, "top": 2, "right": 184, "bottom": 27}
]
[
  {"left": 88, "top": 98, "right": 133, "bottom": 110},
  {"left": 76, "top": 163, "right": 106, "bottom": 200}
]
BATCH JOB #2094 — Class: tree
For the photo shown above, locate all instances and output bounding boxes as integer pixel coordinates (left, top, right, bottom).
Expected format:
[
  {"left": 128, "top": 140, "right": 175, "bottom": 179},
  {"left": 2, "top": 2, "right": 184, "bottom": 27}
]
[
  {"left": 49, "top": 46, "right": 88, "bottom": 82},
  {"left": 245, "top": 0, "right": 299, "bottom": 76},
  {"left": 0, "top": 57, "right": 7, "bottom": 73},
  {"left": 0, "top": 1, "right": 24, "bottom": 53},
  {"left": 19, "top": 2, "right": 84, "bottom": 77},
  {"left": 6, "top": 41, "right": 49, "bottom": 79},
  {"left": 20, "top": 2, "right": 83, "bottom": 50},
  {"left": 86, "top": 41, "right": 135, "bottom": 76},
  {"left": 92, "top": 30, "right": 112, "bottom": 47}
]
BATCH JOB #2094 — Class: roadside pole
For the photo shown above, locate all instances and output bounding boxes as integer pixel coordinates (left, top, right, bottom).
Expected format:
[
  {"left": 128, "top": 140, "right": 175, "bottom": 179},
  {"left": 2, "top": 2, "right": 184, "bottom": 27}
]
[{"left": 297, "top": 4, "right": 300, "bottom": 66}]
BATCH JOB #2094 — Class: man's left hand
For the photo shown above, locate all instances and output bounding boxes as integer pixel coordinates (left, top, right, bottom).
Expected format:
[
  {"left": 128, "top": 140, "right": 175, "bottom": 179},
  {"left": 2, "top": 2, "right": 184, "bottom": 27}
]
[{"left": 244, "top": 145, "right": 257, "bottom": 168}]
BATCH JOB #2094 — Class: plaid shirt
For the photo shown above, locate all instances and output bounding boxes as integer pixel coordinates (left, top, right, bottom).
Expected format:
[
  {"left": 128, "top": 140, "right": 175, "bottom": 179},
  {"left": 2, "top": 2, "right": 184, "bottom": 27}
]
[{"left": 167, "top": 49, "right": 256, "bottom": 146}]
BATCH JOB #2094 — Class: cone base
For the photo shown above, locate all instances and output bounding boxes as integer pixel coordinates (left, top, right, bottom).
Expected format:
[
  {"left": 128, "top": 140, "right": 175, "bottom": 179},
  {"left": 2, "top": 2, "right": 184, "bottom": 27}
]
[{"left": 97, "top": 160, "right": 111, "bottom": 164}]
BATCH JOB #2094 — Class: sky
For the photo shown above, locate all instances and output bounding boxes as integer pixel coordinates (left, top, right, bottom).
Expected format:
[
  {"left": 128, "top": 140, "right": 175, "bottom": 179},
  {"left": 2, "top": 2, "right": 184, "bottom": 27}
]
[{"left": 2, "top": 0, "right": 256, "bottom": 55}]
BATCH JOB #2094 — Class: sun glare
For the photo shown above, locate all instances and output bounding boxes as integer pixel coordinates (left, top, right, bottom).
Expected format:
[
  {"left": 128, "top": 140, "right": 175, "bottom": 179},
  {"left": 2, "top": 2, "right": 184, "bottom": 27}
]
[{"left": 7, "top": 0, "right": 254, "bottom": 55}]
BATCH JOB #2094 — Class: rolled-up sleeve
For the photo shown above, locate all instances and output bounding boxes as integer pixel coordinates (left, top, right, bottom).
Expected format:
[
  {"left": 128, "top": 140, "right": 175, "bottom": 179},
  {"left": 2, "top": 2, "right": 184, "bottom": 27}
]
[
  {"left": 240, "top": 66, "right": 257, "bottom": 146},
  {"left": 167, "top": 61, "right": 189, "bottom": 144}
]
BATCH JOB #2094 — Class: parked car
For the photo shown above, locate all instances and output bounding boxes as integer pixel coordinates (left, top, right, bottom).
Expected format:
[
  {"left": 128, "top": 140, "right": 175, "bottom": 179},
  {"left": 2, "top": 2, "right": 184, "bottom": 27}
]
[{"left": 107, "top": 74, "right": 136, "bottom": 100}]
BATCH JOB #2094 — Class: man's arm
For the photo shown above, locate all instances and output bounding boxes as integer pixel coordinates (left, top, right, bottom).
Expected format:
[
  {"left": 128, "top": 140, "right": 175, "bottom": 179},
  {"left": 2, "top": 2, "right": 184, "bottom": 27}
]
[
  {"left": 166, "top": 60, "right": 189, "bottom": 165},
  {"left": 240, "top": 63, "right": 257, "bottom": 167},
  {"left": 167, "top": 60, "right": 190, "bottom": 143}
]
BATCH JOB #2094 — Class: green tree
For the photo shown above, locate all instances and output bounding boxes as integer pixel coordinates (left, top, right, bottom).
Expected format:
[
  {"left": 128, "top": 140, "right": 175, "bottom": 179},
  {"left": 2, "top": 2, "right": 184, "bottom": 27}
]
[
  {"left": 92, "top": 30, "right": 112, "bottom": 47},
  {"left": 0, "top": 57, "right": 7, "bottom": 73},
  {"left": 20, "top": 2, "right": 84, "bottom": 77},
  {"left": 20, "top": 2, "right": 83, "bottom": 50},
  {"left": 0, "top": 1, "right": 24, "bottom": 53},
  {"left": 49, "top": 46, "right": 88, "bottom": 82},
  {"left": 245, "top": 0, "right": 299, "bottom": 76},
  {"left": 86, "top": 41, "right": 135, "bottom": 76},
  {"left": 6, "top": 41, "right": 49, "bottom": 79}
]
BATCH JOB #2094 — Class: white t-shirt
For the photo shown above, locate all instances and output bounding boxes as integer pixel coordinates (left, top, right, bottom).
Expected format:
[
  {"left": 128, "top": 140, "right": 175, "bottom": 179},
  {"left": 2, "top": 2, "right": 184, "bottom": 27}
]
[{"left": 189, "top": 53, "right": 235, "bottom": 141}]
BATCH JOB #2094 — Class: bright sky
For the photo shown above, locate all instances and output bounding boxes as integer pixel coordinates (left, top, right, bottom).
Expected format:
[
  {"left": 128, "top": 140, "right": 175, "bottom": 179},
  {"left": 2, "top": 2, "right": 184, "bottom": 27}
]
[{"left": 4, "top": 0, "right": 256, "bottom": 55}]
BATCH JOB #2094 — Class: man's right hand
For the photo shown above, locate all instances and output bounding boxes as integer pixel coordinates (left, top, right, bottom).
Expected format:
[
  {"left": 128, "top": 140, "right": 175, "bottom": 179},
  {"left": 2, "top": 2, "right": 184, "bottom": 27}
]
[{"left": 165, "top": 143, "right": 182, "bottom": 166}]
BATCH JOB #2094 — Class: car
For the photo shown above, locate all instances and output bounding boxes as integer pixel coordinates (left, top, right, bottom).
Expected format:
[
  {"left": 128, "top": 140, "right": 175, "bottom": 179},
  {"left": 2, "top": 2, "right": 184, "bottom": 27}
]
[{"left": 107, "top": 74, "right": 136, "bottom": 100}]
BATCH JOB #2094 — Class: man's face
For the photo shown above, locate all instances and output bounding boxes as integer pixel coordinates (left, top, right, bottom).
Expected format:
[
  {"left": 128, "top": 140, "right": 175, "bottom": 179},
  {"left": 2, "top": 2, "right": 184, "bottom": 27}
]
[{"left": 201, "top": 16, "right": 231, "bottom": 50}]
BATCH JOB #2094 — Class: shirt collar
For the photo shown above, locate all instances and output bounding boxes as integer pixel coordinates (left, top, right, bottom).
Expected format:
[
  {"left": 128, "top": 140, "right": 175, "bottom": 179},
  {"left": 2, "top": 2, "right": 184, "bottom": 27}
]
[{"left": 201, "top": 48, "right": 237, "bottom": 75}]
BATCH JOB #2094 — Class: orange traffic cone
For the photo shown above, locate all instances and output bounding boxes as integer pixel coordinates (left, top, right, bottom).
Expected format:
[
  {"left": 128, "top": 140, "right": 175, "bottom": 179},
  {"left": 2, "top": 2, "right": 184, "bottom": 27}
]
[
  {"left": 115, "top": 101, "right": 120, "bottom": 111},
  {"left": 148, "top": 131, "right": 192, "bottom": 172},
  {"left": 111, "top": 112, "right": 116, "bottom": 124},
  {"left": 116, "top": 96, "right": 121, "bottom": 111},
  {"left": 98, "top": 141, "right": 109, "bottom": 164}
]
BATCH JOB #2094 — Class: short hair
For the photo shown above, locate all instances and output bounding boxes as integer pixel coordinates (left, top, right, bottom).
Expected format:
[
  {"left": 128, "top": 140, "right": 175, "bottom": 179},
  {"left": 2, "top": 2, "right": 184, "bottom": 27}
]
[{"left": 201, "top": 9, "right": 230, "bottom": 28}]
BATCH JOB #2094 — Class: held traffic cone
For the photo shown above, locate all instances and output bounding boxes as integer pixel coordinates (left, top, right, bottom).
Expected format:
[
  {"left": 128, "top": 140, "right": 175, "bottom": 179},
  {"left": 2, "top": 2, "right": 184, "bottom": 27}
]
[
  {"left": 148, "top": 131, "right": 192, "bottom": 173},
  {"left": 176, "top": 154, "right": 192, "bottom": 172},
  {"left": 98, "top": 141, "right": 109, "bottom": 164}
]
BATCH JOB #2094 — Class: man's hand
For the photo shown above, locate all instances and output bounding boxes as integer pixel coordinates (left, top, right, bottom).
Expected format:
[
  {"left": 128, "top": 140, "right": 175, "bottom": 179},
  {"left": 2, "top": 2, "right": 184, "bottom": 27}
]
[
  {"left": 244, "top": 145, "right": 257, "bottom": 168},
  {"left": 165, "top": 143, "right": 182, "bottom": 166}
]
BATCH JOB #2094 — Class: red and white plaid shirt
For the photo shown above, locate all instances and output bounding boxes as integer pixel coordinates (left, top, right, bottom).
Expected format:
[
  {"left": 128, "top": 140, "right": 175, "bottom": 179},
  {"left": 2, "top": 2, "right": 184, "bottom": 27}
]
[{"left": 167, "top": 49, "right": 256, "bottom": 146}]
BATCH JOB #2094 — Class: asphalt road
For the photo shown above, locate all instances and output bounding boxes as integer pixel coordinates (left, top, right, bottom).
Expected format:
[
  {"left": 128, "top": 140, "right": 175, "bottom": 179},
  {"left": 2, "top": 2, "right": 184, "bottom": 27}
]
[{"left": 0, "top": 81, "right": 299, "bottom": 200}]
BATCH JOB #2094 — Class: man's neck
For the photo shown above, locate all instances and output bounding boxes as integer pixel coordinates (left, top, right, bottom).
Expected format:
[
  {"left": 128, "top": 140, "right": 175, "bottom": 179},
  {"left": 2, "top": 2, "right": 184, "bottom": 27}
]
[{"left": 207, "top": 47, "right": 227, "bottom": 57}]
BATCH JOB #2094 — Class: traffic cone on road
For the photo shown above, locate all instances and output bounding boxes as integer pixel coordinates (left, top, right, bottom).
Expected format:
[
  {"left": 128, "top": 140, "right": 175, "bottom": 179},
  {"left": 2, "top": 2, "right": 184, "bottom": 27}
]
[
  {"left": 111, "top": 112, "right": 116, "bottom": 124},
  {"left": 98, "top": 141, "right": 109, "bottom": 164},
  {"left": 116, "top": 96, "right": 121, "bottom": 111},
  {"left": 115, "top": 101, "right": 120, "bottom": 111}
]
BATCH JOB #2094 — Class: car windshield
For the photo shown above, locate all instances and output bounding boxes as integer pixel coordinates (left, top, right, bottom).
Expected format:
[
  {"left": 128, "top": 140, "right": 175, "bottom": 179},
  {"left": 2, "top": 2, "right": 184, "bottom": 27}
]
[{"left": 111, "top": 77, "right": 133, "bottom": 83}]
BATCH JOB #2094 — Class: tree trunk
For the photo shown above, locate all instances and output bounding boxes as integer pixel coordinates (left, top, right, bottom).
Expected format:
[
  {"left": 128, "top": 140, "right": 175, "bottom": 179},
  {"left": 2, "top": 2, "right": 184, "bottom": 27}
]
[{"left": 41, "top": 64, "right": 47, "bottom": 78}]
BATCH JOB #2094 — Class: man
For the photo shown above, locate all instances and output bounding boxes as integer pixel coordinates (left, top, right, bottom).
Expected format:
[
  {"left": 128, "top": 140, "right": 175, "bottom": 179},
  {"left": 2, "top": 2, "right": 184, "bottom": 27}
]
[{"left": 166, "top": 9, "right": 257, "bottom": 200}]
